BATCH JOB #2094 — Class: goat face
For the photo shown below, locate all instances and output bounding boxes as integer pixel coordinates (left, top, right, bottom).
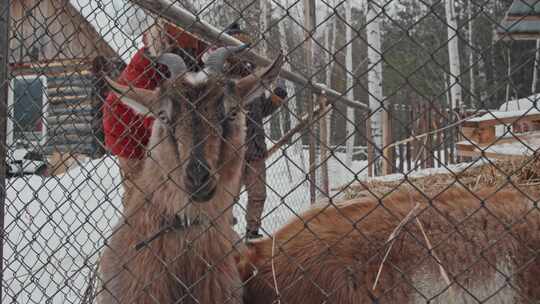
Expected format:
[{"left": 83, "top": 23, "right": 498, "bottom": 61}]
[{"left": 106, "top": 45, "right": 284, "bottom": 203}]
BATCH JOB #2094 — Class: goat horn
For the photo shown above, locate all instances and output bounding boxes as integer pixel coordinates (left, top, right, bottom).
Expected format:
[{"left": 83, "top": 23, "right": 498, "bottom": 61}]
[
  {"left": 105, "top": 76, "right": 159, "bottom": 116},
  {"left": 205, "top": 44, "right": 250, "bottom": 75},
  {"left": 157, "top": 53, "right": 188, "bottom": 80}
]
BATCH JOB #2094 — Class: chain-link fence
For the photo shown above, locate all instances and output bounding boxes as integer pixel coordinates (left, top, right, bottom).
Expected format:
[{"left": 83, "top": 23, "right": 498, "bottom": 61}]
[{"left": 2, "top": 0, "right": 540, "bottom": 303}]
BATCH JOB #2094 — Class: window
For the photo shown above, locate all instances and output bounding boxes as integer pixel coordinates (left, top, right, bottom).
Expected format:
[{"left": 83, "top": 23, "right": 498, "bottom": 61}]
[{"left": 7, "top": 76, "right": 48, "bottom": 147}]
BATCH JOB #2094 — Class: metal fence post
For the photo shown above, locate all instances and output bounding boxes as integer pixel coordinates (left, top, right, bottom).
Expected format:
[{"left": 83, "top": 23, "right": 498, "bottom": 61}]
[{"left": 0, "top": 0, "right": 10, "bottom": 302}]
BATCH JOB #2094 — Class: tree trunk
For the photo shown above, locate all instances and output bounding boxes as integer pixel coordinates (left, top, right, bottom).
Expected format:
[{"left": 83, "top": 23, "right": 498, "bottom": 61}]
[
  {"left": 532, "top": 39, "right": 540, "bottom": 93},
  {"left": 505, "top": 48, "right": 512, "bottom": 105},
  {"left": 278, "top": 7, "right": 306, "bottom": 172},
  {"left": 303, "top": 0, "right": 317, "bottom": 203},
  {"left": 468, "top": 0, "right": 475, "bottom": 106},
  {"left": 327, "top": 1, "right": 338, "bottom": 146},
  {"left": 445, "top": 0, "right": 462, "bottom": 110},
  {"left": 366, "top": 0, "right": 384, "bottom": 175},
  {"left": 345, "top": 0, "right": 355, "bottom": 167}
]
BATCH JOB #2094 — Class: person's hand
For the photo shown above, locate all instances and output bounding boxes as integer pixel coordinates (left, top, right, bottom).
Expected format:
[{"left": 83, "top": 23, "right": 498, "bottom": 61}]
[{"left": 273, "top": 86, "right": 288, "bottom": 99}]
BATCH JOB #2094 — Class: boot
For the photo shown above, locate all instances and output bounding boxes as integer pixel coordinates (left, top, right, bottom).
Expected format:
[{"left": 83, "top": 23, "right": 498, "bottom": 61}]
[{"left": 246, "top": 229, "right": 263, "bottom": 240}]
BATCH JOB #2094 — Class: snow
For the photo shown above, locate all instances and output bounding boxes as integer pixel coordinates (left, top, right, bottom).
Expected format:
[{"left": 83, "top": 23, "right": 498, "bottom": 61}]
[
  {"left": 357, "top": 160, "right": 486, "bottom": 183},
  {"left": 69, "top": 0, "right": 151, "bottom": 62},
  {"left": 483, "top": 135, "right": 540, "bottom": 156},
  {"left": 468, "top": 108, "right": 540, "bottom": 122},
  {"left": 3, "top": 148, "right": 366, "bottom": 303},
  {"left": 498, "top": 93, "right": 540, "bottom": 112},
  {"left": 4, "top": 157, "right": 122, "bottom": 303}
]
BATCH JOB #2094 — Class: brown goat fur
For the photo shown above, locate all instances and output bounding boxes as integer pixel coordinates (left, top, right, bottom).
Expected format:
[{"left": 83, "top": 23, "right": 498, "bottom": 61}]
[
  {"left": 98, "top": 50, "right": 284, "bottom": 304},
  {"left": 238, "top": 185, "right": 540, "bottom": 303},
  {"left": 99, "top": 85, "right": 247, "bottom": 304}
]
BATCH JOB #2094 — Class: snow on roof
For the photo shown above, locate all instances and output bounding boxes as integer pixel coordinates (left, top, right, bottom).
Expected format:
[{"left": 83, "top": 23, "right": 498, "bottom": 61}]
[
  {"left": 468, "top": 108, "right": 540, "bottom": 122},
  {"left": 499, "top": 93, "right": 540, "bottom": 111},
  {"left": 69, "top": 0, "right": 155, "bottom": 62},
  {"left": 496, "top": 0, "right": 540, "bottom": 40}
]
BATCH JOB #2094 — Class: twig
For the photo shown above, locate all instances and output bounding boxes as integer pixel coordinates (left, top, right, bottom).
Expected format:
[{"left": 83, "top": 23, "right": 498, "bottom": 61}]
[
  {"left": 271, "top": 235, "right": 281, "bottom": 304},
  {"left": 473, "top": 174, "right": 482, "bottom": 190},
  {"left": 373, "top": 203, "right": 421, "bottom": 291},
  {"left": 519, "top": 181, "right": 540, "bottom": 187},
  {"left": 415, "top": 218, "right": 452, "bottom": 288}
]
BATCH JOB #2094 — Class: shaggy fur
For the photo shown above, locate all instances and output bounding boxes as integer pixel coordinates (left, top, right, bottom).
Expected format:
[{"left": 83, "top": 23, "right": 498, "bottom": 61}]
[
  {"left": 238, "top": 185, "right": 540, "bottom": 304},
  {"left": 99, "top": 98, "right": 246, "bottom": 304},
  {"left": 98, "top": 52, "right": 284, "bottom": 304}
]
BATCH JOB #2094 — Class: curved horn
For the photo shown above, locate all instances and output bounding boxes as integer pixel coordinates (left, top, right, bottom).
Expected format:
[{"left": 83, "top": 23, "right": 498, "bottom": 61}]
[
  {"left": 157, "top": 52, "right": 188, "bottom": 80},
  {"left": 204, "top": 44, "right": 250, "bottom": 75}
]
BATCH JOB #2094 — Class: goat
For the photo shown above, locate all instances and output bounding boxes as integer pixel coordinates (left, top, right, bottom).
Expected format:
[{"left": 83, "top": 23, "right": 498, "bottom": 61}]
[
  {"left": 98, "top": 45, "right": 284, "bottom": 304},
  {"left": 237, "top": 185, "right": 540, "bottom": 303}
]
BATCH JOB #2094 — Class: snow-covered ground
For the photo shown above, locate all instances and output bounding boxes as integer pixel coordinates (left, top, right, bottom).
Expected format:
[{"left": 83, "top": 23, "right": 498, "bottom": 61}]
[{"left": 2, "top": 148, "right": 367, "bottom": 303}]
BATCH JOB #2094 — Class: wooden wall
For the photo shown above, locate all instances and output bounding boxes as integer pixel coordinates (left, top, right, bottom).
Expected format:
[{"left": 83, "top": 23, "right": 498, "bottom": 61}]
[
  {"left": 7, "top": 0, "right": 116, "bottom": 159},
  {"left": 9, "top": 0, "right": 117, "bottom": 63}
]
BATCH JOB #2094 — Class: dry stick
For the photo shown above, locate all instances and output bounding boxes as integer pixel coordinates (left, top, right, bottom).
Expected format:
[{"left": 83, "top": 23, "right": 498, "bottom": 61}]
[
  {"left": 319, "top": 93, "right": 330, "bottom": 196},
  {"left": 412, "top": 136, "right": 429, "bottom": 171},
  {"left": 130, "top": 0, "right": 368, "bottom": 111},
  {"left": 373, "top": 203, "right": 421, "bottom": 291},
  {"left": 367, "top": 115, "right": 374, "bottom": 177},
  {"left": 415, "top": 218, "right": 453, "bottom": 290},
  {"left": 265, "top": 105, "right": 330, "bottom": 159},
  {"left": 271, "top": 235, "right": 281, "bottom": 304}
]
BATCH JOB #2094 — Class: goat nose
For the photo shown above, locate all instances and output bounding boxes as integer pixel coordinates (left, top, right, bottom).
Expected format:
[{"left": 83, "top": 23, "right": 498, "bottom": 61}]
[{"left": 186, "top": 159, "right": 211, "bottom": 187}]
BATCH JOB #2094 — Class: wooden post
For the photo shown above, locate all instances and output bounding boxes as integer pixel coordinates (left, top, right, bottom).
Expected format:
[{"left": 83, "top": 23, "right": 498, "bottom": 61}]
[
  {"left": 419, "top": 104, "right": 425, "bottom": 169},
  {"left": 319, "top": 94, "right": 330, "bottom": 197},
  {"left": 412, "top": 104, "right": 420, "bottom": 170},
  {"left": 0, "top": 1, "right": 10, "bottom": 302},
  {"left": 436, "top": 106, "right": 443, "bottom": 168},
  {"left": 366, "top": 114, "right": 374, "bottom": 177},
  {"left": 426, "top": 105, "right": 434, "bottom": 168},
  {"left": 382, "top": 102, "right": 392, "bottom": 175},
  {"left": 303, "top": 0, "right": 317, "bottom": 203},
  {"left": 449, "top": 109, "right": 456, "bottom": 164},
  {"left": 398, "top": 143, "right": 404, "bottom": 173}
]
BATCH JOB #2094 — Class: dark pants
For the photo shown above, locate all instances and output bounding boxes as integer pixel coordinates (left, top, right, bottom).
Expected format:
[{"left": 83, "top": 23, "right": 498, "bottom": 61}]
[{"left": 241, "top": 158, "right": 267, "bottom": 232}]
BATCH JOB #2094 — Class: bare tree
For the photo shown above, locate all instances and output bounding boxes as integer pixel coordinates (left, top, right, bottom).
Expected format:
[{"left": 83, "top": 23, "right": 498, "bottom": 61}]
[
  {"left": 445, "top": 0, "right": 462, "bottom": 109},
  {"left": 366, "top": 0, "right": 384, "bottom": 175},
  {"left": 344, "top": 0, "right": 356, "bottom": 167},
  {"left": 532, "top": 39, "right": 540, "bottom": 93},
  {"left": 278, "top": 2, "right": 306, "bottom": 174},
  {"left": 468, "top": 0, "right": 476, "bottom": 105}
]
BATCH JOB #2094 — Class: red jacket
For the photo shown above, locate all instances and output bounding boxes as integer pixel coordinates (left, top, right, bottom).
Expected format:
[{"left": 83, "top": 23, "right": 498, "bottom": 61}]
[{"left": 103, "top": 48, "right": 162, "bottom": 159}]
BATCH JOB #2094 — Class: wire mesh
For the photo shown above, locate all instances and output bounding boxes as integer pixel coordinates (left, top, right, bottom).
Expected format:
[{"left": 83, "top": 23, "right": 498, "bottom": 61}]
[{"left": 2, "top": 0, "right": 540, "bottom": 303}]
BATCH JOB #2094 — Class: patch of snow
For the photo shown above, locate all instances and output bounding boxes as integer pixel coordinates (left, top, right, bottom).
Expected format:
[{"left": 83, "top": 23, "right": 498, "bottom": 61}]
[
  {"left": 498, "top": 93, "right": 540, "bottom": 111},
  {"left": 4, "top": 157, "right": 123, "bottom": 303},
  {"left": 468, "top": 108, "right": 540, "bottom": 122},
  {"left": 69, "top": 0, "right": 150, "bottom": 62},
  {"left": 358, "top": 160, "right": 486, "bottom": 183},
  {"left": 234, "top": 148, "right": 368, "bottom": 234},
  {"left": 483, "top": 136, "right": 540, "bottom": 156}
]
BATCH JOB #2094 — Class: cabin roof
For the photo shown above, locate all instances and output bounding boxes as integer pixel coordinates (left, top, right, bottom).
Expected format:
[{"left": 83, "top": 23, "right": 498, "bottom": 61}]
[{"left": 496, "top": 0, "right": 540, "bottom": 40}]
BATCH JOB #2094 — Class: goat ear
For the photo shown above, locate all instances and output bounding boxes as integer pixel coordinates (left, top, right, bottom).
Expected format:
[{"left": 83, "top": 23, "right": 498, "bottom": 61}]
[
  {"left": 105, "top": 76, "right": 160, "bottom": 115},
  {"left": 234, "top": 52, "right": 285, "bottom": 100}
]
